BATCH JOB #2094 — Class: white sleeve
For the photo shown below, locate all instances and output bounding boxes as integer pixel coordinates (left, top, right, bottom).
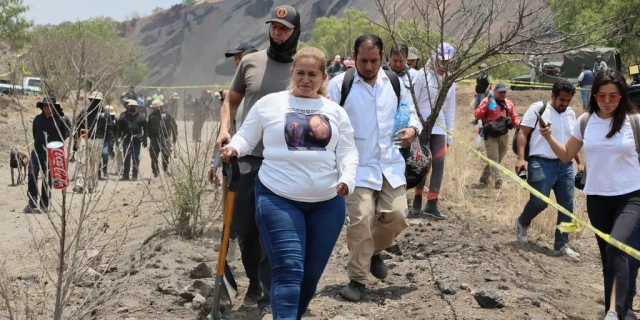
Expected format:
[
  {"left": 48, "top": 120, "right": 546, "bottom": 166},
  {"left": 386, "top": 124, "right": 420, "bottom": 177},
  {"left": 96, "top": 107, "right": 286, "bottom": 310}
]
[
  {"left": 444, "top": 82, "right": 456, "bottom": 145},
  {"left": 335, "top": 109, "right": 359, "bottom": 195},
  {"left": 327, "top": 78, "right": 341, "bottom": 104},
  {"left": 413, "top": 70, "right": 426, "bottom": 107},
  {"left": 227, "top": 101, "right": 264, "bottom": 156},
  {"left": 403, "top": 85, "right": 423, "bottom": 134},
  {"left": 577, "top": 71, "right": 584, "bottom": 82},
  {"left": 521, "top": 102, "right": 541, "bottom": 128}
]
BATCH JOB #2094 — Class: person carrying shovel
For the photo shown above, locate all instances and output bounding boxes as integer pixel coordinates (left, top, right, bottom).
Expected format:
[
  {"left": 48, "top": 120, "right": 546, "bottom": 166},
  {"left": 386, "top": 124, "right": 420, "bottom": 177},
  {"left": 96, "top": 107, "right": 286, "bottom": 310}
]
[{"left": 220, "top": 46, "right": 359, "bottom": 320}]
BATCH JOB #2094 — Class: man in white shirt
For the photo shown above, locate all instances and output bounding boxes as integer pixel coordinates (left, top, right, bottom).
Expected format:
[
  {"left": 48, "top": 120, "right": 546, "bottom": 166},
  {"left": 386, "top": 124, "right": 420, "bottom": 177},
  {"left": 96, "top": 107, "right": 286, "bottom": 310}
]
[
  {"left": 514, "top": 79, "right": 584, "bottom": 260},
  {"left": 594, "top": 55, "right": 608, "bottom": 74},
  {"left": 328, "top": 33, "right": 423, "bottom": 302},
  {"left": 387, "top": 43, "right": 420, "bottom": 89}
]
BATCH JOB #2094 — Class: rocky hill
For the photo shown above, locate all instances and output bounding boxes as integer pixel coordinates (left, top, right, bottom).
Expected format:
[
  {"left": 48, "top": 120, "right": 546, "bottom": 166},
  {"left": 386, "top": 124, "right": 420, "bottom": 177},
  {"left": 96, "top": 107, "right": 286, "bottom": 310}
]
[{"left": 121, "top": 0, "right": 547, "bottom": 90}]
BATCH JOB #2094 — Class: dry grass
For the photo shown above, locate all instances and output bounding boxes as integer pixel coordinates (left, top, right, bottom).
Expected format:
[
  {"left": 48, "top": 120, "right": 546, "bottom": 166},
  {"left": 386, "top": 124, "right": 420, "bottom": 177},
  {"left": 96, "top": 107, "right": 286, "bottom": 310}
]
[{"left": 434, "top": 83, "right": 589, "bottom": 242}]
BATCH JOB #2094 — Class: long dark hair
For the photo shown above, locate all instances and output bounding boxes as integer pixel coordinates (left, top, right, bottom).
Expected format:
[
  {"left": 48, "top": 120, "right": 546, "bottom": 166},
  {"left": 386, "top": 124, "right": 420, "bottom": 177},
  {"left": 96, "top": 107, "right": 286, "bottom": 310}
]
[{"left": 588, "top": 69, "right": 640, "bottom": 138}]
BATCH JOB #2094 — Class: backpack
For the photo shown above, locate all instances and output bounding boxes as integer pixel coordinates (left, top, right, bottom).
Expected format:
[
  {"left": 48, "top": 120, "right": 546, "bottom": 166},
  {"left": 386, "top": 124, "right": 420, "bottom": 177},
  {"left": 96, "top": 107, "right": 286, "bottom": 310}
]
[
  {"left": 339, "top": 68, "right": 401, "bottom": 107},
  {"left": 511, "top": 101, "right": 547, "bottom": 160},
  {"left": 337, "top": 68, "right": 431, "bottom": 189},
  {"left": 578, "top": 113, "right": 640, "bottom": 186}
]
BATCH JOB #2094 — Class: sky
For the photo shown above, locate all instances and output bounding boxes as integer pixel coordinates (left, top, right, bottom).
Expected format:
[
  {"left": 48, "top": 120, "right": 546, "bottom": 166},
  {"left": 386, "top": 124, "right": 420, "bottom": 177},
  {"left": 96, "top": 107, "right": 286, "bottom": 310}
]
[{"left": 24, "top": 0, "right": 180, "bottom": 25}]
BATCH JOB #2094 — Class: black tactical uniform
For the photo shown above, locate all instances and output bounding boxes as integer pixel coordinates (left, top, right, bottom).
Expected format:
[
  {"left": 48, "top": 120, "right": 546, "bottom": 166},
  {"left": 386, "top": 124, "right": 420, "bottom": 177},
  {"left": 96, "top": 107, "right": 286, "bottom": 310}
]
[
  {"left": 147, "top": 109, "right": 177, "bottom": 177},
  {"left": 192, "top": 96, "right": 213, "bottom": 142},
  {"left": 116, "top": 109, "right": 147, "bottom": 180}
]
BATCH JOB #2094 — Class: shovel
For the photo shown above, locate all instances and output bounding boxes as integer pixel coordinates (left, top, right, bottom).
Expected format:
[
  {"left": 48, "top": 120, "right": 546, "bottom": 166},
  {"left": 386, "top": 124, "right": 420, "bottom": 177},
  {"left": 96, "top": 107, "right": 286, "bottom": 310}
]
[{"left": 209, "top": 154, "right": 239, "bottom": 320}]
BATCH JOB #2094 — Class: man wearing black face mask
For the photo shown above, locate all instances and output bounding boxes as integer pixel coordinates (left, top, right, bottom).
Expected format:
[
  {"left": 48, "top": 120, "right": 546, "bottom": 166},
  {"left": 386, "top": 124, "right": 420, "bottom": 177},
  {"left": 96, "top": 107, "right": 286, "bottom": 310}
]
[
  {"left": 388, "top": 43, "right": 419, "bottom": 89},
  {"left": 215, "top": 5, "right": 301, "bottom": 319},
  {"left": 147, "top": 99, "right": 177, "bottom": 178},
  {"left": 73, "top": 91, "right": 112, "bottom": 193},
  {"left": 117, "top": 99, "right": 147, "bottom": 181}
]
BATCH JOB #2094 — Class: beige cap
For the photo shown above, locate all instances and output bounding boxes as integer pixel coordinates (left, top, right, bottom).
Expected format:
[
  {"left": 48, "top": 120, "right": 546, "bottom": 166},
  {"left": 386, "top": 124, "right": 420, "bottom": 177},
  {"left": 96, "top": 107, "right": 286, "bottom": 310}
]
[
  {"left": 151, "top": 99, "right": 164, "bottom": 108},
  {"left": 89, "top": 91, "right": 104, "bottom": 100},
  {"left": 127, "top": 99, "right": 139, "bottom": 107},
  {"left": 104, "top": 105, "right": 115, "bottom": 115}
]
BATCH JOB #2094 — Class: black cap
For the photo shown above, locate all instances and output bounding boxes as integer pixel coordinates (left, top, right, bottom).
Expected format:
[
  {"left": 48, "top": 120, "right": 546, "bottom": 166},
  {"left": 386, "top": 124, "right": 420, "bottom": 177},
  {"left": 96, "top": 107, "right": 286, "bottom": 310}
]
[
  {"left": 225, "top": 42, "right": 256, "bottom": 57},
  {"left": 265, "top": 5, "right": 300, "bottom": 29}
]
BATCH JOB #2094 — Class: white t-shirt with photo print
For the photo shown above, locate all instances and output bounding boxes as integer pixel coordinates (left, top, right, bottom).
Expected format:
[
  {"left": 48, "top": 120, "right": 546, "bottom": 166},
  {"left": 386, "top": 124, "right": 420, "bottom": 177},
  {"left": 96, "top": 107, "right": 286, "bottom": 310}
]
[
  {"left": 228, "top": 91, "right": 359, "bottom": 202},
  {"left": 572, "top": 112, "right": 640, "bottom": 196}
]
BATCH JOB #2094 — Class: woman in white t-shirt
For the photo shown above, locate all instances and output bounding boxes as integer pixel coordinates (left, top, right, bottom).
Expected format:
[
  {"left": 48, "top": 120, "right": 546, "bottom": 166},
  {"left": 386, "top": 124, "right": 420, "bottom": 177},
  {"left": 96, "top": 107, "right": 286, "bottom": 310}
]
[
  {"left": 540, "top": 69, "right": 640, "bottom": 320},
  {"left": 220, "top": 47, "right": 359, "bottom": 319}
]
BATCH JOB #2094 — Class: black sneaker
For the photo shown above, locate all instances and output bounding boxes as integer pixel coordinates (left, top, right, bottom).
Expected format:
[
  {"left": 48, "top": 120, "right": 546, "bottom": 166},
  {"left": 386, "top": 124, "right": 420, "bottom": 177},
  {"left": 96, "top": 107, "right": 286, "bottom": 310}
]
[
  {"left": 411, "top": 195, "right": 423, "bottom": 215},
  {"left": 370, "top": 254, "right": 388, "bottom": 279},
  {"left": 243, "top": 279, "right": 261, "bottom": 307},
  {"left": 423, "top": 200, "right": 446, "bottom": 220},
  {"left": 120, "top": 176, "right": 130, "bottom": 181},
  {"left": 340, "top": 281, "right": 366, "bottom": 302},
  {"left": 259, "top": 305, "right": 272, "bottom": 320}
]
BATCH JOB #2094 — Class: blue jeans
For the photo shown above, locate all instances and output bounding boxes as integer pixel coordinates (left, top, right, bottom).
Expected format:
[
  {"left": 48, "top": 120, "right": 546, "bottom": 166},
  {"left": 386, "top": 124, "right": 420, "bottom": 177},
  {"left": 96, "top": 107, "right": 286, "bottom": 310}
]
[
  {"left": 122, "top": 140, "right": 141, "bottom": 178},
  {"left": 27, "top": 151, "right": 51, "bottom": 208},
  {"left": 101, "top": 140, "right": 109, "bottom": 173},
  {"left": 255, "top": 177, "right": 345, "bottom": 320},
  {"left": 580, "top": 85, "right": 591, "bottom": 110},
  {"left": 474, "top": 93, "right": 485, "bottom": 110},
  {"left": 517, "top": 156, "right": 574, "bottom": 250}
]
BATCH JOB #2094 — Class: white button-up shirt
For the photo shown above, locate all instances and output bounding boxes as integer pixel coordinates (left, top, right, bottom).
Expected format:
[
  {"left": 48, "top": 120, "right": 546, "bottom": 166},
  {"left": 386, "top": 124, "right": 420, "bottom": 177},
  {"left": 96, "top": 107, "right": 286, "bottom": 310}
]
[
  {"left": 413, "top": 68, "right": 456, "bottom": 144},
  {"left": 328, "top": 68, "right": 423, "bottom": 190},
  {"left": 522, "top": 101, "right": 576, "bottom": 159}
]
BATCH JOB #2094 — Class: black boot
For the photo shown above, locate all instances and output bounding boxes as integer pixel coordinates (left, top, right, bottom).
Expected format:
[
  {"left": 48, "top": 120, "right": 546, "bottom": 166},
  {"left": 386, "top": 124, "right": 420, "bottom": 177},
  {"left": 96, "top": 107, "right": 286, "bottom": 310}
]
[
  {"left": 423, "top": 199, "right": 445, "bottom": 220},
  {"left": 411, "top": 194, "right": 423, "bottom": 215}
]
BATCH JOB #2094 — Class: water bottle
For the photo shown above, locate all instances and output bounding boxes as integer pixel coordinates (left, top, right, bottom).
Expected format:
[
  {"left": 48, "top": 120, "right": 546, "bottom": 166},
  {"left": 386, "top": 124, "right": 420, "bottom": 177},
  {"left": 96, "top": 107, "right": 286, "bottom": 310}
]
[
  {"left": 392, "top": 100, "right": 411, "bottom": 148},
  {"left": 488, "top": 90, "right": 497, "bottom": 111}
]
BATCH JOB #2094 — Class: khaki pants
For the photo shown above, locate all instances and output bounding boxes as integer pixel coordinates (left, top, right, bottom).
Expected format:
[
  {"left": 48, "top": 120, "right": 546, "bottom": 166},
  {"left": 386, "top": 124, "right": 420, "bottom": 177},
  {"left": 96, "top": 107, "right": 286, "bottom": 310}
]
[
  {"left": 480, "top": 133, "right": 509, "bottom": 183},
  {"left": 345, "top": 178, "right": 409, "bottom": 284},
  {"left": 74, "top": 139, "right": 102, "bottom": 192}
]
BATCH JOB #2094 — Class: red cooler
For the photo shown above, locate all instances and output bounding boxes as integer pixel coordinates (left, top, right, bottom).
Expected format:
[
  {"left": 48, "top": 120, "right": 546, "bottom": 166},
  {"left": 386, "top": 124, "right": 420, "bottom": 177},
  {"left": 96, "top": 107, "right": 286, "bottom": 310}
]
[{"left": 46, "top": 141, "right": 69, "bottom": 189}]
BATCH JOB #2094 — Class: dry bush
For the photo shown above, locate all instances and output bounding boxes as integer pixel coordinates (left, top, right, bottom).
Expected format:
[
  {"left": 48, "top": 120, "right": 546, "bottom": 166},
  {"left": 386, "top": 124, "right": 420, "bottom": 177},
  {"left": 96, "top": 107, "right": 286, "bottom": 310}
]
[{"left": 144, "top": 106, "right": 224, "bottom": 240}]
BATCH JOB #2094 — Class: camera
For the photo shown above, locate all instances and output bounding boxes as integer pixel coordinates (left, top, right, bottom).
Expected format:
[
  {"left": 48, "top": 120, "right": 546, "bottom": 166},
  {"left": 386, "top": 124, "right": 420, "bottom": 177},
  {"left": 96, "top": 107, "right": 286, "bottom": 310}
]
[{"left": 574, "top": 172, "right": 585, "bottom": 190}]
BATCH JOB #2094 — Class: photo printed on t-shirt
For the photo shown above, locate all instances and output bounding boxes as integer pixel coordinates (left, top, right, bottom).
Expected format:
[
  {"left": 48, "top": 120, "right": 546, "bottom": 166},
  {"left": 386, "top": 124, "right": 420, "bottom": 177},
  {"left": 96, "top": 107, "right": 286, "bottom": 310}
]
[{"left": 284, "top": 111, "right": 332, "bottom": 151}]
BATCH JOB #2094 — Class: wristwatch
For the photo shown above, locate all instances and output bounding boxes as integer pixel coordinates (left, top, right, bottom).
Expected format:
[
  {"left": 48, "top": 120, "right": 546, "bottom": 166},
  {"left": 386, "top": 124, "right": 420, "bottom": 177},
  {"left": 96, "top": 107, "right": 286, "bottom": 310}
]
[{"left": 409, "top": 126, "right": 419, "bottom": 137}]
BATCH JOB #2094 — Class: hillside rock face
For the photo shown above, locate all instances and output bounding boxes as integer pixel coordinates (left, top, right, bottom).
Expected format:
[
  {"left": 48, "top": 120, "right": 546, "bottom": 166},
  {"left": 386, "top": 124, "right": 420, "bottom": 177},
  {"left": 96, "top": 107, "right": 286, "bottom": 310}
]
[
  {"left": 120, "top": 0, "right": 544, "bottom": 90},
  {"left": 121, "top": 0, "right": 377, "bottom": 90}
]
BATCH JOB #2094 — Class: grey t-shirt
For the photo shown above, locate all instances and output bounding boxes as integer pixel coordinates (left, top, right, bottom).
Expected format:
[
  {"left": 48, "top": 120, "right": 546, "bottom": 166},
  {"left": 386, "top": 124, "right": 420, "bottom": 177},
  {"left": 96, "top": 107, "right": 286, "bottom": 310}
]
[{"left": 231, "top": 49, "right": 292, "bottom": 157}]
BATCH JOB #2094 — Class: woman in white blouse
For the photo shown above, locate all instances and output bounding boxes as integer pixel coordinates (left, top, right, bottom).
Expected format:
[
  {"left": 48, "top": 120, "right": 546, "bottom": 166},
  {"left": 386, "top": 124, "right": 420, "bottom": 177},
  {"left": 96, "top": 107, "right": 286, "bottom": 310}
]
[
  {"left": 220, "top": 47, "right": 359, "bottom": 320},
  {"left": 540, "top": 69, "right": 640, "bottom": 320},
  {"left": 410, "top": 42, "right": 456, "bottom": 219}
]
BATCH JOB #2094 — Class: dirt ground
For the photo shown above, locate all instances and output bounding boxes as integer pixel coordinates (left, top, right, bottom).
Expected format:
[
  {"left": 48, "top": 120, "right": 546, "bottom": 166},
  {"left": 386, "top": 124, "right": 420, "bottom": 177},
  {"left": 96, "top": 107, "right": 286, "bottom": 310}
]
[{"left": 0, "top": 89, "right": 624, "bottom": 320}]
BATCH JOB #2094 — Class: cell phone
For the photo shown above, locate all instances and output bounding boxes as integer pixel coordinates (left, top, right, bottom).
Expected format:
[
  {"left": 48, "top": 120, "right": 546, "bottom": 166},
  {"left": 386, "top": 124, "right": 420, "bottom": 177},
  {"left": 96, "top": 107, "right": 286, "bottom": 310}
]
[{"left": 535, "top": 111, "right": 547, "bottom": 128}]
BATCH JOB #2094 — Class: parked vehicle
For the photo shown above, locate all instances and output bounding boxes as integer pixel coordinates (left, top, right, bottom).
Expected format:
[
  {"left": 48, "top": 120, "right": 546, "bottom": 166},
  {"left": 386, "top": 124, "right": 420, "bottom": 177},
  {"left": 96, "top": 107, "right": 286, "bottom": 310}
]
[
  {"left": 510, "top": 48, "right": 621, "bottom": 90},
  {"left": 0, "top": 77, "right": 42, "bottom": 95}
]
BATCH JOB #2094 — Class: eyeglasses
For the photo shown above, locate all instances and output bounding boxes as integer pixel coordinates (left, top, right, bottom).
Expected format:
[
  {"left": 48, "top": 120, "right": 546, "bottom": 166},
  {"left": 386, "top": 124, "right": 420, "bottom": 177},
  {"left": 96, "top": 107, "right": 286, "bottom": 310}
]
[{"left": 594, "top": 93, "right": 622, "bottom": 103}]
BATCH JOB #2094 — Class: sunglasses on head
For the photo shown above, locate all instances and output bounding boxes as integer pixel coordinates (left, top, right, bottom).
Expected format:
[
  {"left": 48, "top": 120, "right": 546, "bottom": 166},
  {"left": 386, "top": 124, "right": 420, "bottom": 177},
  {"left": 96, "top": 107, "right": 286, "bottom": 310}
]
[{"left": 594, "top": 93, "right": 622, "bottom": 103}]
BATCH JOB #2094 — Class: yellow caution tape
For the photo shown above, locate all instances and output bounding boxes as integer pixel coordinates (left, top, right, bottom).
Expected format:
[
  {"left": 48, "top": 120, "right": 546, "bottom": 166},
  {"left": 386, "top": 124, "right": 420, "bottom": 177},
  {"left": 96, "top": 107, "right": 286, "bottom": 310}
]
[
  {"left": 437, "top": 122, "right": 640, "bottom": 260},
  {"left": 458, "top": 78, "right": 590, "bottom": 90},
  {"left": 118, "top": 84, "right": 229, "bottom": 90}
]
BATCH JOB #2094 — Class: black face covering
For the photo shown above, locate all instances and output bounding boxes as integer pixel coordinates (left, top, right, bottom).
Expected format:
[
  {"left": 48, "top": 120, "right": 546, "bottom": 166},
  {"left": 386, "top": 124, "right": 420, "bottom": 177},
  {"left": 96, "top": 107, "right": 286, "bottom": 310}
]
[
  {"left": 267, "top": 28, "right": 300, "bottom": 63},
  {"left": 128, "top": 106, "right": 137, "bottom": 113}
]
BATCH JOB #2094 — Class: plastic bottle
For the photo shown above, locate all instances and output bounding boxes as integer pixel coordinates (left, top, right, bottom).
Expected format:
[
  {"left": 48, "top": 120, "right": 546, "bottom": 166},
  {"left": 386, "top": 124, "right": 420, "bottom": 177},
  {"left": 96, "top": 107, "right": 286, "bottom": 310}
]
[
  {"left": 392, "top": 100, "right": 411, "bottom": 149},
  {"left": 488, "top": 90, "right": 497, "bottom": 111}
]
